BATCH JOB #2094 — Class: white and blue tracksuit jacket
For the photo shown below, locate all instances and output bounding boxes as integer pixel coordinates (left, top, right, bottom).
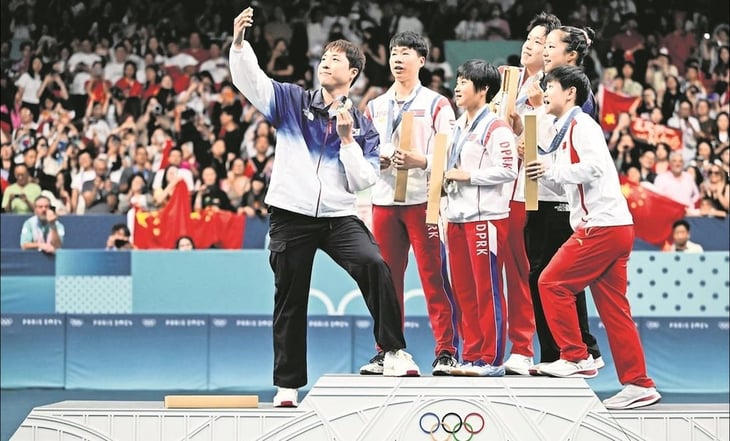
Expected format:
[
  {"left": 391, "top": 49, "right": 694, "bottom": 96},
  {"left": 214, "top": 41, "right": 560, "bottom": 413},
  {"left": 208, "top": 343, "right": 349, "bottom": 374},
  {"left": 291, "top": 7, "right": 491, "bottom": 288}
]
[{"left": 230, "top": 42, "right": 380, "bottom": 217}]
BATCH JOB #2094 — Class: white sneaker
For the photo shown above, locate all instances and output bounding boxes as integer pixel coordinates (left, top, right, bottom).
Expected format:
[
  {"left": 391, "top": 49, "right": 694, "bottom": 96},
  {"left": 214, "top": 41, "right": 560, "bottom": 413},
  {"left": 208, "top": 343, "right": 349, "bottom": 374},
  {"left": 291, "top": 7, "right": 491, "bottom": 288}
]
[
  {"left": 594, "top": 356, "right": 606, "bottom": 369},
  {"left": 539, "top": 356, "right": 598, "bottom": 378},
  {"left": 359, "top": 351, "right": 384, "bottom": 375},
  {"left": 431, "top": 351, "right": 457, "bottom": 376},
  {"left": 450, "top": 360, "right": 504, "bottom": 377},
  {"left": 603, "top": 384, "right": 662, "bottom": 410},
  {"left": 528, "top": 362, "right": 551, "bottom": 376},
  {"left": 504, "top": 354, "right": 534, "bottom": 376},
  {"left": 273, "top": 387, "right": 298, "bottom": 408},
  {"left": 383, "top": 349, "right": 420, "bottom": 377}
]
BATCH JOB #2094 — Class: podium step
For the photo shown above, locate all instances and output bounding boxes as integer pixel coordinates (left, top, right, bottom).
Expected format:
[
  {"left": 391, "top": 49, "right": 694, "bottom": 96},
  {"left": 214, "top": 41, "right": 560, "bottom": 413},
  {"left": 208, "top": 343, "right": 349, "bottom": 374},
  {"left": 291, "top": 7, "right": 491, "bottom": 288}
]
[{"left": 11, "top": 375, "right": 729, "bottom": 441}]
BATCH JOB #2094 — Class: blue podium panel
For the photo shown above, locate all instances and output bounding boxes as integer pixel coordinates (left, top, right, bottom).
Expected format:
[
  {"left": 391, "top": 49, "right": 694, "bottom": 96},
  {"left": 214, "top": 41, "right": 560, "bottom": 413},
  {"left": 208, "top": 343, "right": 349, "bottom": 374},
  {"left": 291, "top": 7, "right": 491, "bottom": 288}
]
[
  {"left": 641, "top": 317, "right": 730, "bottom": 394},
  {"left": 209, "top": 315, "right": 353, "bottom": 391},
  {"left": 584, "top": 317, "right": 632, "bottom": 393},
  {"left": 208, "top": 315, "right": 274, "bottom": 390},
  {"left": 65, "top": 314, "right": 208, "bottom": 390},
  {"left": 306, "top": 316, "right": 354, "bottom": 387},
  {"left": 352, "top": 316, "right": 437, "bottom": 373},
  {"left": 0, "top": 314, "right": 65, "bottom": 388},
  {"left": 0, "top": 276, "right": 56, "bottom": 313},
  {"left": 131, "top": 251, "right": 275, "bottom": 314}
]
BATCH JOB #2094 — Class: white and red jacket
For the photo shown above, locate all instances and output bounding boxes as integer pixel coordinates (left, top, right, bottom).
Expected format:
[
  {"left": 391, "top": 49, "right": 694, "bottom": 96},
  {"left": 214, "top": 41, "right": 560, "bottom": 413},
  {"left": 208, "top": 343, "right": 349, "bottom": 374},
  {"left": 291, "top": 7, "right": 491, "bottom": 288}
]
[
  {"left": 541, "top": 107, "right": 633, "bottom": 230},
  {"left": 366, "top": 85, "right": 455, "bottom": 205},
  {"left": 444, "top": 105, "right": 518, "bottom": 222}
]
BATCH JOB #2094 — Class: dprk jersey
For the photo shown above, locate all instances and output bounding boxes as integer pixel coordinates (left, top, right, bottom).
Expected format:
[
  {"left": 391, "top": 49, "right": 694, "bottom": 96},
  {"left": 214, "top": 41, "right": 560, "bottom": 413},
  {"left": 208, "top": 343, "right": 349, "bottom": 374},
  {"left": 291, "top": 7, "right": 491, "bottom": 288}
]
[{"left": 444, "top": 105, "right": 518, "bottom": 223}]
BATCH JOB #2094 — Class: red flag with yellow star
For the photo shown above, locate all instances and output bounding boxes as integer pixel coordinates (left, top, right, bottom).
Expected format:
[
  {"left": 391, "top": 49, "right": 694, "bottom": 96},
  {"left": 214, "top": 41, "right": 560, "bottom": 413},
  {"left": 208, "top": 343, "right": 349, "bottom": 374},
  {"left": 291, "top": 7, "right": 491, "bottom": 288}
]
[
  {"left": 619, "top": 177, "right": 686, "bottom": 246},
  {"left": 133, "top": 181, "right": 191, "bottom": 249},
  {"left": 600, "top": 88, "right": 639, "bottom": 132}
]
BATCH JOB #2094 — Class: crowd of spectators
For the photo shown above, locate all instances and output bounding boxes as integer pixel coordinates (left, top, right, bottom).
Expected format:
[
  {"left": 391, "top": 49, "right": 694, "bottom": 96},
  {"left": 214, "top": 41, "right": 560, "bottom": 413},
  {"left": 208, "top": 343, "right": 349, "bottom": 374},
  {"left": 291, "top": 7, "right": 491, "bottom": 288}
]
[{"left": 0, "top": 0, "right": 728, "bottom": 234}]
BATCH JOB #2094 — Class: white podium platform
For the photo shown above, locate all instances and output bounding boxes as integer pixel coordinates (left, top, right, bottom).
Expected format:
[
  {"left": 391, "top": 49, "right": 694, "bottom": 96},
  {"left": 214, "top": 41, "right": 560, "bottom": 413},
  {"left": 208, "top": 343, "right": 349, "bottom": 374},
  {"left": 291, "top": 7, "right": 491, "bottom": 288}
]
[{"left": 10, "top": 375, "right": 730, "bottom": 441}]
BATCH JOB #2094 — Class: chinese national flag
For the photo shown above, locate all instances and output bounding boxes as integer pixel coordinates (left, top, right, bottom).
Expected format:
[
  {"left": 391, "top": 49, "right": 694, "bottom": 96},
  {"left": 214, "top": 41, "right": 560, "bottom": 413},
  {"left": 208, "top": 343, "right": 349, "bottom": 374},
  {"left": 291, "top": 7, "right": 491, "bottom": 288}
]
[
  {"left": 189, "top": 208, "right": 246, "bottom": 249},
  {"left": 134, "top": 181, "right": 191, "bottom": 249},
  {"left": 619, "top": 178, "right": 686, "bottom": 246},
  {"left": 600, "top": 88, "right": 639, "bottom": 132}
]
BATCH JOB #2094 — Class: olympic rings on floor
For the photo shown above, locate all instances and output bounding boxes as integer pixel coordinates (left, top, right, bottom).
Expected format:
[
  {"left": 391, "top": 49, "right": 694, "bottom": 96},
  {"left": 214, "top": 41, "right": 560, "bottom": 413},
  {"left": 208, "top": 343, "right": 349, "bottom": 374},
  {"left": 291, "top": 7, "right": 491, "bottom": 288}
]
[{"left": 418, "top": 411, "right": 486, "bottom": 440}]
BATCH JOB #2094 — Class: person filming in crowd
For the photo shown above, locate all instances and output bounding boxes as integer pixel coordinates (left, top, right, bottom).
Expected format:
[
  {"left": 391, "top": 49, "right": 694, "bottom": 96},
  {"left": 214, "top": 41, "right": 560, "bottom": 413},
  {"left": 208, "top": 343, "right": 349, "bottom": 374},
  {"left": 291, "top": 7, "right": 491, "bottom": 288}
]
[{"left": 20, "top": 194, "right": 64, "bottom": 254}]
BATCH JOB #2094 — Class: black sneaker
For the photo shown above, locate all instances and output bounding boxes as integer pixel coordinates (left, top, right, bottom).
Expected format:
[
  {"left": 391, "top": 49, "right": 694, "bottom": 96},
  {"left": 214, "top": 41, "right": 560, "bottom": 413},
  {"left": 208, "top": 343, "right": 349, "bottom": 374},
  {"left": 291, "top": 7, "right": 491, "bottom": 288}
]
[
  {"left": 359, "top": 351, "right": 385, "bottom": 375},
  {"left": 431, "top": 350, "right": 457, "bottom": 376}
]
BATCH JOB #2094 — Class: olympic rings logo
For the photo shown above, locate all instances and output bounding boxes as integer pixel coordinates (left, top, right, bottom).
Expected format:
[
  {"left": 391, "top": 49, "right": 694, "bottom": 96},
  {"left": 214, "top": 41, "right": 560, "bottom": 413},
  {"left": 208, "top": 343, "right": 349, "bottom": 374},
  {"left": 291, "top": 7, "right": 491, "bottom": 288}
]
[{"left": 418, "top": 412, "right": 485, "bottom": 440}]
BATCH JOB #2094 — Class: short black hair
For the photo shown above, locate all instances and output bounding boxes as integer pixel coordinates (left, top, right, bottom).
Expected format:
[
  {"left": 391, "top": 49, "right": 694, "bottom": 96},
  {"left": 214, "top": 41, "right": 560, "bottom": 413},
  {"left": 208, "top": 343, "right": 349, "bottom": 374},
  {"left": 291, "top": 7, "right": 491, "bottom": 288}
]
[
  {"left": 527, "top": 12, "right": 561, "bottom": 35},
  {"left": 389, "top": 31, "right": 429, "bottom": 58},
  {"left": 672, "top": 219, "right": 690, "bottom": 231},
  {"left": 544, "top": 65, "right": 591, "bottom": 107},
  {"left": 111, "top": 223, "right": 131, "bottom": 236},
  {"left": 456, "top": 59, "right": 501, "bottom": 103}
]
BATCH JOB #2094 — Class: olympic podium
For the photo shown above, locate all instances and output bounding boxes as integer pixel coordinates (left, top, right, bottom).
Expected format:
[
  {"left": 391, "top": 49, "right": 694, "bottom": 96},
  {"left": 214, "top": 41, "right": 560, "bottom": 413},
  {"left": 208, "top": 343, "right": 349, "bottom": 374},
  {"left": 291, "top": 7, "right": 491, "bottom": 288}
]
[{"left": 10, "top": 375, "right": 729, "bottom": 441}]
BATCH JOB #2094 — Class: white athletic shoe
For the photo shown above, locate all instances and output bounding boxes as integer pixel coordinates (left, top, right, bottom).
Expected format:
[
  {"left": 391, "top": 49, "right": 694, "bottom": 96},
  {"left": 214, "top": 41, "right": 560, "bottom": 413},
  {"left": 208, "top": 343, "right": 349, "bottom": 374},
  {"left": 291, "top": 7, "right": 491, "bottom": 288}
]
[
  {"left": 504, "top": 354, "right": 534, "bottom": 376},
  {"left": 594, "top": 356, "right": 606, "bottom": 370},
  {"left": 528, "top": 362, "right": 551, "bottom": 376},
  {"left": 450, "top": 360, "right": 504, "bottom": 377},
  {"left": 431, "top": 351, "right": 458, "bottom": 376},
  {"left": 603, "top": 384, "right": 662, "bottom": 409},
  {"left": 383, "top": 349, "right": 420, "bottom": 377},
  {"left": 359, "top": 351, "right": 385, "bottom": 375},
  {"left": 273, "top": 387, "right": 298, "bottom": 408},
  {"left": 539, "top": 356, "right": 598, "bottom": 378}
]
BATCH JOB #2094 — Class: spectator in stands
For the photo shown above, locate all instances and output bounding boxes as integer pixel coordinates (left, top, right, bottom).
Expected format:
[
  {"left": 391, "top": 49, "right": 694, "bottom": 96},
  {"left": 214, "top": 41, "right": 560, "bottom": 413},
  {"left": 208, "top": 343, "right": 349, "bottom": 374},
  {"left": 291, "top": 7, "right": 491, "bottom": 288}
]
[
  {"left": 667, "top": 99, "right": 702, "bottom": 163},
  {"left": 118, "top": 172, "right": 152, "bottom": 215},
  {"left": 660, "top": 75, "right": 685, "bottom": 123},
  {"left": 152, "top": 148, "right": 194, "bottom": 192},
  {"left": 695, "top": 99, "right": 715, "bottom": 140},
  {"left": 184, "top": 31, "right": 210, "bottom": 64},
  {"left": 248, "top": 134, "right": 275, "bottom": 180},
  {"left": 666, "top": 219, "right": 704, "bottom": 252},
  {"left": 654, "top": 151, "right": 701, "bottom": 209},
  {"left": 645, "top": 51, "right": 678, "bottom": 103},
  {"left": 454, "top": 6, "right": 485, "bottom": 41},
  {"left": 712, "top": 111, "right": 729, "bottom": 153},
  {"left": 175, "top": 235, "right": 195, "bottom": 250},
  {"left": 1, "top": 137, "right": 13, "bottom": 184},
  {"left": 395, "top": 3, "right": 424, "bottom": 35},
  {"left": 638, "top": 149, "right": 658, "bottom": 183},
  {"left": 199, "top": 40, "right": 229, "bottom": 86},
  {"left": 106, "top": 223, "right": 133, "bottom": 250},
  {"left": 620, "top": 61, "right": 643, "bottom": 97},
  {"left": 193, "top": 166, "right": 233, "bottom": 212},
  {"left": 660, "top": 13, "right": 698, "bottom": 76},
  {"left": 2, "top": 164, "right": 41, "bottom": 213},
  {"left": 653, "top": 142, "right": 671, "bottom": 174},
  {"left": 239, "top": 172, "right": 268, "bottom": 218},
  {"left": 701, "top": 164, "right": 730, "bottom": 214},
  {"left": 222, "top": 157, "right": 251, "bottom": 210},
  {"left": 19, "top": 194, "right": 64, "bottom": 254},
  {"left": 15, "top": 55, "right": 45, "bottom": 120},
  {"left": 266, "top": 38, "right": 295, "bottom": 83},
  {"left": 634, "top": 86, "right": 659, "bottom": 119},
  {"left": 83, "top": 158, "right": 118, "bottom": 214},
  {"left": 610, "top": 13, "right": 645, "bottom": 60},
  {"left": 484, "top": 4, "right": 510, "bottom": 40},
  {"left": 70, "top": 149, "right": 96, "bottom": 213},
  {"left": 424, "top": 44, "right": 453, "bottom": 88},
  {"left": 52, "top": 171, "right": 71, "bottom": 215}
]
